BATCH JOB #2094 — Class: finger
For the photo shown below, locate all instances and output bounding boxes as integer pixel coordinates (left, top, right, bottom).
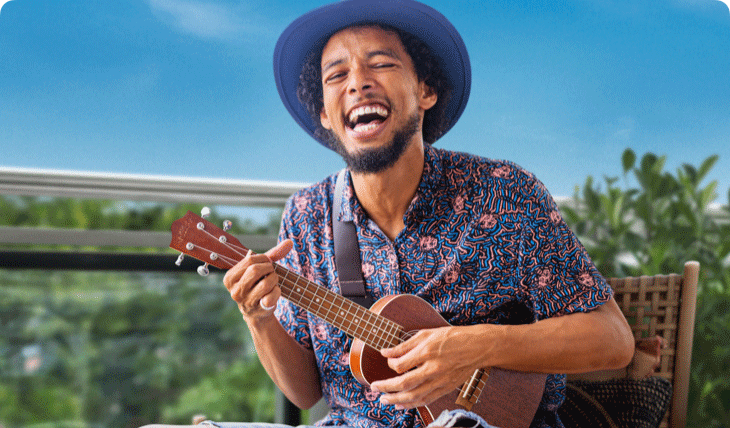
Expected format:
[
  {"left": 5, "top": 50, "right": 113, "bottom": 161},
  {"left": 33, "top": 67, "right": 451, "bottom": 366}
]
[
  {"left": 259, "top": 299, "right": 277, "bottom": 311},
  {"left": 381, "top": 336, "right": 421, "bottom": 360},
  {"left": 223, "top": 249, "right": 259, "bottom": 291},
  {"left": 236, "top": 263, "right": 277, "bottom": 302},
  {"left": 381, "top": 327, "right": 436, "bottom": 358},
  {"left": 264, "top": 239, "right": 293, "bottom": 263},
  {"left": 259, "top": 286, "right": 281, "bottom": 311},
  {"left": 227, "top": 263, "right": 277, "bottom": 312},
  {"left": 370, "top": 369, "right": 422, "bottom": 394},
  {"left": 380, "top": 382, "right": 454, "bottom": 409},
  {"left": 375, "top": 364, "right": 456, "bottom": 407},
  {"left": 384, "top": 343, "right": 427, "bottom": 375}
]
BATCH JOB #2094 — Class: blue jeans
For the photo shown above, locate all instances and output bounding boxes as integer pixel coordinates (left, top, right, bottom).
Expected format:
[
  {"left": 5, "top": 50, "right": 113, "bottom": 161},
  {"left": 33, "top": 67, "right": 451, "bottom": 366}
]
[{"left": 200, "top": 409, "right": 499, "bottom": 428}]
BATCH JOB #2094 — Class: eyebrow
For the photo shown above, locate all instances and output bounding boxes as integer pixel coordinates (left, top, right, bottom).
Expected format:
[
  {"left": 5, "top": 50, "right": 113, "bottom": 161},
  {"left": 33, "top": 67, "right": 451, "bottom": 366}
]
[{"left": 322, "top": 49, "right": 401, "bottom": 74}]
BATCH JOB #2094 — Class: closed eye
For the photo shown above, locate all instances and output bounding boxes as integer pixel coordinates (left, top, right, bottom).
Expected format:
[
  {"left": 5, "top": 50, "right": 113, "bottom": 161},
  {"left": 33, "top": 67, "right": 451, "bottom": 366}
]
[{"left": 324, "top": 71, "right": 347, "bottom": 83}]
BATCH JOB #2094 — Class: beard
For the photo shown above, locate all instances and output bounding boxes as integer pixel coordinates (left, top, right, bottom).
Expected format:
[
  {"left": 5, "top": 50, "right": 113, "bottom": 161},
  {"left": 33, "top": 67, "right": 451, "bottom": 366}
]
[{"left": 328, "top": 112, "right": 420, "bottom": 174}]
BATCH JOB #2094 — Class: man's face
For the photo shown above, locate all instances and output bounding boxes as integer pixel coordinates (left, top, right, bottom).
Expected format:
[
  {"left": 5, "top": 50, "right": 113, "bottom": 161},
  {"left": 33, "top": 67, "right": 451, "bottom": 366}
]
[{"left": 318, "top": 26, "right": 437, "bottom": 173}]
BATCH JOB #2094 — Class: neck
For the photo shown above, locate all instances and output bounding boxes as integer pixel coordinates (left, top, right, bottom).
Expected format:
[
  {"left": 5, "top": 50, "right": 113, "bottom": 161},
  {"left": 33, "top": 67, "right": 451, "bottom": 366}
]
[{"left": 350, "top": 139, "right": 425, "bottom": 241}]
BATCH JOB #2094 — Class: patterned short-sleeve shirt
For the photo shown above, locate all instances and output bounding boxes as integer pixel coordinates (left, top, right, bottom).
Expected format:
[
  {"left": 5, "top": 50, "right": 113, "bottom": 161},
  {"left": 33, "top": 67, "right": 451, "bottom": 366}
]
[{"left": 275, "top": 145, "right": 611, "bottom": 428}]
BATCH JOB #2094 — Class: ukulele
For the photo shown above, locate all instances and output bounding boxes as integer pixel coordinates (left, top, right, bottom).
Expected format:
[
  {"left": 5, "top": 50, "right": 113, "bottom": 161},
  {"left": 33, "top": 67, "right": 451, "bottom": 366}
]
[{"left": 170, "top": 210, "right": 546, "bottom": 428}]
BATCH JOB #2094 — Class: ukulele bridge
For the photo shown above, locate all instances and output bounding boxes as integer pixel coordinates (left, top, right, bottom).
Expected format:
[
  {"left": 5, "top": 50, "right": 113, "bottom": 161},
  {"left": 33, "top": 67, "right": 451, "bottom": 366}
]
[{"left": 455, "top": 368, "right": 490, "bottom": 409}]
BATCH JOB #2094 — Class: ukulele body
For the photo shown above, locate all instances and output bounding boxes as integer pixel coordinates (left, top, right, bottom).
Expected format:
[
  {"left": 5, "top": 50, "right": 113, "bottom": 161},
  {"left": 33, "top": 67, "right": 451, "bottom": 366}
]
[{"left": 349, "top": 294, "right": 546, "bottom": 428}]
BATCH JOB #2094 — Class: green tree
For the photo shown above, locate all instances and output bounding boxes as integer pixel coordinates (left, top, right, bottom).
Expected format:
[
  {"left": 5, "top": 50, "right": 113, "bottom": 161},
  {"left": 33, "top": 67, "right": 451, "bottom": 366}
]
[
  {"left": 561, "top": 148, "right": 730, "bottom": 428},
  {"left": 0, "top": 198, "right": 281, "bottom": 427}
]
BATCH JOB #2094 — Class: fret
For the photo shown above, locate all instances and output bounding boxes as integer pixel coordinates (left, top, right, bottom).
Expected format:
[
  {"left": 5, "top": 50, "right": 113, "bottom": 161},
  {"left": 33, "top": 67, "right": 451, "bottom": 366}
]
[
  {"left": 251, "top": 260, "right": 405, "bottom": 351},
  {"left": 357, "top": 305, "right": 378, "bottom": 349},
  {"left": 278, "top": 268, "right": 302, "bottom": 304},
  {"left": 314, "top": 286, "right": 334, "bottom": 323},
  {"left": 379, "top": 313, "right": 392, "bottom": 349},
  {"left": 348, "top": 300, "right": 364, "bottom": 337},
  {"left": 374, "top": 314, "right": 390, "bottom": 350},
  {"left": 327, "top": 295, "right": 351, "bottom": 332},
  {"left": 298, "top": 279, "right": 316, "bottom": 312},
  {"left": 336, "top": 301, "right": 350, "bottom": 330},
  {"left": 362, "top": 311, "right": 376, "bottom": 347},
  {"left": 345, "top": 300, "right": 364, "bottom": 341},
  {"left": 385, "top": 317, "right": 401, "bottom": 348},
  {"left": 333, "top": 295, "right": 351, "bottom": 329},
  {"left": 370, "top": 311, "right": 387, "bottom": 349}
]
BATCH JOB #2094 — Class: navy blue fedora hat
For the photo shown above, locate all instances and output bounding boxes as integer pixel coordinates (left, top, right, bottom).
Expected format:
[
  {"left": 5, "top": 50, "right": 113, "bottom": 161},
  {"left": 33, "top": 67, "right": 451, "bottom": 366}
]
[{"left": 273, "top": 0, "right": 471, "bottom": 149}]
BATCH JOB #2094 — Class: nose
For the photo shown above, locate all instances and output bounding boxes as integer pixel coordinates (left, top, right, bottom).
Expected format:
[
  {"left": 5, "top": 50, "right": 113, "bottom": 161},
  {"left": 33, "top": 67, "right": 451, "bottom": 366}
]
[{"left": 347, "top": 65, "right": 373, "bottom": 95}]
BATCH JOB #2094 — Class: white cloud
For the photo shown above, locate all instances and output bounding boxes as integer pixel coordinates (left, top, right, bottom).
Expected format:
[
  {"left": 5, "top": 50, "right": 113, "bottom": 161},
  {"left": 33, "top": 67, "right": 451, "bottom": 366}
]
[
  {"left": 146, "top": 0, "right": 258, "bottom": 41},
  {"left": 673, "top": 0, "right": 730, "bottom": 13},
  {"left": 610, "top": 116, "right": 635, "bottom": 143},
  {"left": 0, "top": 0, "right": 13, "bottom": 15}
]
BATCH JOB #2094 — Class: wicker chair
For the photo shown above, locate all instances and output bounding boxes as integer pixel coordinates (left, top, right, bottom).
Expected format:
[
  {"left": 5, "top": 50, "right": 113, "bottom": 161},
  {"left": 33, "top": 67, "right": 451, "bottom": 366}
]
[{"left": 608, "top": 261, "right": 699, "bottom": 428}]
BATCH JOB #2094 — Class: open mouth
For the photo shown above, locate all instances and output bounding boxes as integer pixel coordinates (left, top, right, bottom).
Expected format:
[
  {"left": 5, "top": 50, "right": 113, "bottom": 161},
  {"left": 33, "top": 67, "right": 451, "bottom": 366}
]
[{"left": 346, "top": 103, "right": 390, "bottom": 133}]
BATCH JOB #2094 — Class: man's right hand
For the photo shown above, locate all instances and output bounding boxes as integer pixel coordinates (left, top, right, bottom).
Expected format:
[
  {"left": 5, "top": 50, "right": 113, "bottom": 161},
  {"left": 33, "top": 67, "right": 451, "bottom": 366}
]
[
  {"left": 222, "top": 238, "right": 322, "bottom": 409},
  {"left": 223, "top": 239, "right": 293, "bottom": 320}
]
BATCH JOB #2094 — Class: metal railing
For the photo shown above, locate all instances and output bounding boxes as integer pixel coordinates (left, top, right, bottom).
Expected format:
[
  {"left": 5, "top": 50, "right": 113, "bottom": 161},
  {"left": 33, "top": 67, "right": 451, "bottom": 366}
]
[
  {"left": 0, "top": 166, "right": 307, "bottom": 249},
  {"left": 0, "top": 166, "right": 310, "bottom": 425}
]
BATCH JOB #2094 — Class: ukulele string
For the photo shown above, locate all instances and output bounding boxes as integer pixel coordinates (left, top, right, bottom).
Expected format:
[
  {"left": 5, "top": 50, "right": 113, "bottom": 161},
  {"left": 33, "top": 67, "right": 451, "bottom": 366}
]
[
  {"left": 460, "top": 369, "right": 487, "bottom": 400},
  {"left": 189, "top": 227, "right": 406, "bottom": 348},
  {"left": 196, "top": 226, "right": 248, "bottom": 259},
  {"left": 277, "top": 268, "right": 404, "bottom": 349}
]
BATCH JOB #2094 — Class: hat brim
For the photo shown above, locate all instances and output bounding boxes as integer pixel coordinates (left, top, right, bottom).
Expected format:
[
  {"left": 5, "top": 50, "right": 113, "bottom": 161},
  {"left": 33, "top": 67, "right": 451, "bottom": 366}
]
[{"left": 273, "top": 0, "right": 471, "bottom": 149}]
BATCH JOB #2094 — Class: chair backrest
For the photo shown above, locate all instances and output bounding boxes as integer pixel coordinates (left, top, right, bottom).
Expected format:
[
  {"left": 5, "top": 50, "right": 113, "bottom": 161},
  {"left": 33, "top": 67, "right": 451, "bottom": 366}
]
[{"left": 607, "top": 261, "right": 699, "bottom": 428}]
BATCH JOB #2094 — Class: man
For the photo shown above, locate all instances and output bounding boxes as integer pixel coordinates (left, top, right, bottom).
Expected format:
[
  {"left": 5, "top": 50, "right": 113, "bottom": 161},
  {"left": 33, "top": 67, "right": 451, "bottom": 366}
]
[{"left": 146, "top": 1, "right": 634, "bottom": 427}]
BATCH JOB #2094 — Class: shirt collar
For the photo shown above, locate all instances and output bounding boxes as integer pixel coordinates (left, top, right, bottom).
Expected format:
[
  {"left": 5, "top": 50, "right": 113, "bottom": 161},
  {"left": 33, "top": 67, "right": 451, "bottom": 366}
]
[{"left": 336, "top": 169, "right": 359, "bottom": 224}]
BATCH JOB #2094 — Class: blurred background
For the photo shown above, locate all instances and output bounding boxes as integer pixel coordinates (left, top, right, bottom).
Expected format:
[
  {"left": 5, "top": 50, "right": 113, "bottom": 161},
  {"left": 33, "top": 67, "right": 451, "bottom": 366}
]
[{"left": 1, "top": 1, "right": 728, "bottom": 427}]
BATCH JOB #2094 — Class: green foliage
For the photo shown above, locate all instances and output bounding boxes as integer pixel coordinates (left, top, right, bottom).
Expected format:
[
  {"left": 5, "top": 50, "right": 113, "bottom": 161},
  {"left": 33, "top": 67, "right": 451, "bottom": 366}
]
[
  {"left": 0, "top": 268, "right": 270, "bottom": 428},
  {"left": 0, "top": 196, "right": 284, "bottom": 427},
  {"left": 561, "top": 148, "right": 730, "bottom": 428},
  {"left": 0, "top": 196, "right": 282, "bottom": 241},
  {"left": 161, "top": 359, "right": 276, "bottom": 424}
]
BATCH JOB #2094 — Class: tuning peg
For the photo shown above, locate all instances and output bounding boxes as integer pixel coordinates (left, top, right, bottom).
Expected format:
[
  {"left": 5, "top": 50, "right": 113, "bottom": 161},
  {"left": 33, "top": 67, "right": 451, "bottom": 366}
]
[
  {"left": 175, "top": 253, "right": 185, "bottom": 266},
  {"left": 201, "top": 207, "right": 211, "bottom": 218},
  {"left": 197, "top": 263, "right": 210, "bottom": 276},
  {"left": 223, "top": 220, "right": 232, "bottom": 231}
]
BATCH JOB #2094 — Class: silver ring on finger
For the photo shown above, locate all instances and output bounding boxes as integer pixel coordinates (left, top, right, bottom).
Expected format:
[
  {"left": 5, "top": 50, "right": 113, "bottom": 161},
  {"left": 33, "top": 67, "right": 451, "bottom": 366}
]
[{"left": 259, "top": 299, "right": 277, "bottom": 311}]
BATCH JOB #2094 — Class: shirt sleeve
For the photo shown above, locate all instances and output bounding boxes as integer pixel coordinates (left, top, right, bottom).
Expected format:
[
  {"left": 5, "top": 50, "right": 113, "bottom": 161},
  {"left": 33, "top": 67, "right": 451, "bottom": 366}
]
[{"left": 517, "top": 175, "right": 612, "bottom": 319}]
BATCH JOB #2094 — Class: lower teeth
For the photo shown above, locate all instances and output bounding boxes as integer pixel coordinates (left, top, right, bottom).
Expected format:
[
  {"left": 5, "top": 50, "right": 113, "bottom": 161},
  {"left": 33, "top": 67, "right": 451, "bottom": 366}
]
[{"left": 354, "top": 123, "right": 378, "bottom": 132}]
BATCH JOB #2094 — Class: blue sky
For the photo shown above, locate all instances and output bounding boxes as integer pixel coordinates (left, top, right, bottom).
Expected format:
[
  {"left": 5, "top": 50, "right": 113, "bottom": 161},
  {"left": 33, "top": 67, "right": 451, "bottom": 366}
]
[{"left": 1, "top": 0, "right": 729, "bottom": 202}]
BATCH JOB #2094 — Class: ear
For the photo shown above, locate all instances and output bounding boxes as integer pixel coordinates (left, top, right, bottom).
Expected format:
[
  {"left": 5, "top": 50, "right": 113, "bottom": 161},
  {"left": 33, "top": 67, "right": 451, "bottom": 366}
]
[
  {"left": 419, "top": 82, "right": 438, "bottom": 111},
  {"left": 320, "top": 106, "right": 332, "bottom": 130}
]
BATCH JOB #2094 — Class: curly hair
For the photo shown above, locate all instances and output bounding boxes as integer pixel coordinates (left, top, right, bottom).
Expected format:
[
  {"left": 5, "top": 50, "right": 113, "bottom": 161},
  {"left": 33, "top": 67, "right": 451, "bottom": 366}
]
[{"left": 296, "top": 24, "right": 452, "bottom": 146}]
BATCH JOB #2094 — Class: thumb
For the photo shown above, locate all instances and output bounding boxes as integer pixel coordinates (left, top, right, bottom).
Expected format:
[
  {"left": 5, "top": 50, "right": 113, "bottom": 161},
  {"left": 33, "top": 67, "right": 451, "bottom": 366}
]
[{"left": 264, "top": 239, "right": 293, "bottom": 263}]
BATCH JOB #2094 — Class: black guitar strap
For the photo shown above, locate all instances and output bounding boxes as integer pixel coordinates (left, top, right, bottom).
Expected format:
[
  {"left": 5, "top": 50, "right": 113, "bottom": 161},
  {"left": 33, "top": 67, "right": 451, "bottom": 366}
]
[{"left": 333, "top": 169, "right": 373, "bottom": 309}]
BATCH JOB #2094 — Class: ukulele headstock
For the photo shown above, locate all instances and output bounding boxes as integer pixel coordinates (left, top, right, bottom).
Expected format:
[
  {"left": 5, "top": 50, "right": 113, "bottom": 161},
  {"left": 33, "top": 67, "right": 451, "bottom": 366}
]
[{"left": 170, "top": 208, "right": 247, "bottom": 274}]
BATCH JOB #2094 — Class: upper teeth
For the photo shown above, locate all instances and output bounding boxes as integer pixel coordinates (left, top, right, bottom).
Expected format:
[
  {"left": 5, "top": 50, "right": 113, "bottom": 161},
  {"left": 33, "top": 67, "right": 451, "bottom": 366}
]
[{"left": 349, "top": 105, "right": 388, "bottom": 123}]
